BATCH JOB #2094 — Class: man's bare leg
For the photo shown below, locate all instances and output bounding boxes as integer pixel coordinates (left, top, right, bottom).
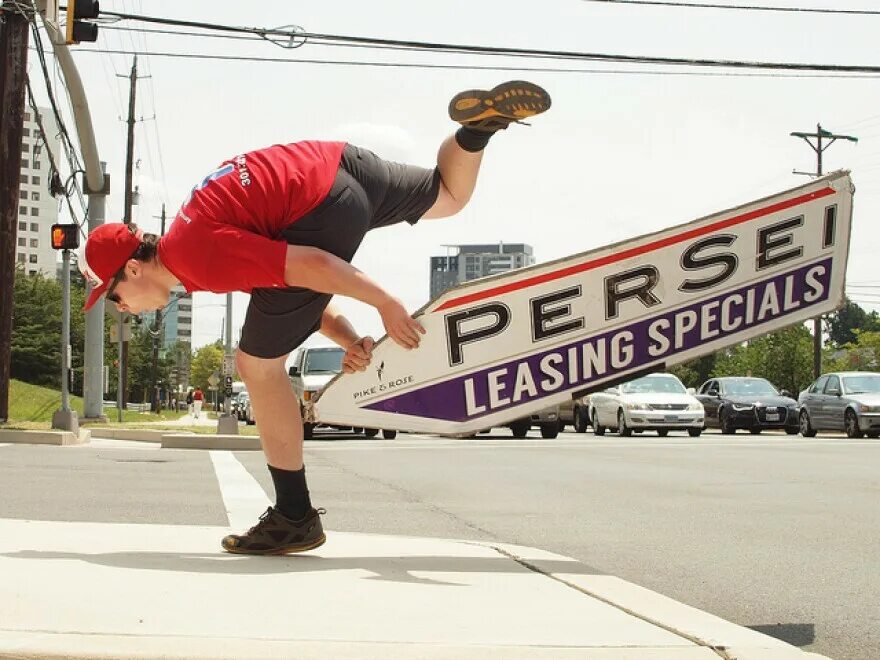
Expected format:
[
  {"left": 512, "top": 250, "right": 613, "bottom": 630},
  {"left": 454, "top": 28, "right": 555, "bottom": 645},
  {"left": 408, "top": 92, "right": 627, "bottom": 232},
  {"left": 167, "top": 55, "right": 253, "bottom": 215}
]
[
  {"left": 422, "top": 136, "right": 484, "bottom": 219},
  {"left": 423, "top": 80, "right": 550, "bottom": 220},
  {"left": 220, "top": 349, "right": 326, "bottom": 555},
  {"left": 236, "top": 350, "right": 303, "bottom": 470}
]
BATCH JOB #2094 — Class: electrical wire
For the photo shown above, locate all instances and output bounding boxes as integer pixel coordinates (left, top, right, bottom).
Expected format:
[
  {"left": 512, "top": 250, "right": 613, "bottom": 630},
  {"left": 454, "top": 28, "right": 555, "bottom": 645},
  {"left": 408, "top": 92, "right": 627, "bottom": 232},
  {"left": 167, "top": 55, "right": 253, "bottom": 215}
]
[
  {"left": 23, "top": 75, "right": 89, "bottom": 238},
  {"left": 70, "top": 47, "right": 880, "bottom": 79},
  {"left": 81, "top": 8, "right": 880, "bottom": 74},
  {"left": 580, "top": 0, "right": 880, "bottom": 16}
]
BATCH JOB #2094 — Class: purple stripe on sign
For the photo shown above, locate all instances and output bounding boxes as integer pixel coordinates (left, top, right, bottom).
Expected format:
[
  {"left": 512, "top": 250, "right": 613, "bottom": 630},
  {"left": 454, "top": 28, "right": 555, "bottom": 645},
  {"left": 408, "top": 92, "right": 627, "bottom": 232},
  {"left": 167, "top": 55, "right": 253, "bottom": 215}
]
[{"left": 365, "top": 259, "right": 832, "bottom": 422}]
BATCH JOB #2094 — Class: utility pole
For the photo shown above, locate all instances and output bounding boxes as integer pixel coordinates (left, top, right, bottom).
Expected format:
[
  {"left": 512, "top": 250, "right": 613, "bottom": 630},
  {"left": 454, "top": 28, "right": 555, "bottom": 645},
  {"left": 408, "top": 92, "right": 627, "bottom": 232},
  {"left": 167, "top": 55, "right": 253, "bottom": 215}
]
[
  {"left": 217, "top": 293, "right": 238, "bottom": 434},
  {"left": 150, "top": 204, "right": 166, "bottom": 412},
  {"left": 791, "top": 124, "right": 858, "bottom": 379},
  {"left": 117, "top": 55, "right": 148, "bottom": 413},
  {"left": 0, "top": 5, "right": 30, "bottom": 422}
]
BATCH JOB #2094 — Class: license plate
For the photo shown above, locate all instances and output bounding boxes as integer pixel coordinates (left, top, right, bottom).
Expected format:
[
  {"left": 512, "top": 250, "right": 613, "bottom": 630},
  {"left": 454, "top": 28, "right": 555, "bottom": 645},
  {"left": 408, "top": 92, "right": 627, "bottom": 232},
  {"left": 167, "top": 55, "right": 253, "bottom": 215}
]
[
  {"left": 766, "top": 413, "right": 780, "bottom": 421},
  {"left": 665, "top": 415, "right": 679, "bottom": 422}
]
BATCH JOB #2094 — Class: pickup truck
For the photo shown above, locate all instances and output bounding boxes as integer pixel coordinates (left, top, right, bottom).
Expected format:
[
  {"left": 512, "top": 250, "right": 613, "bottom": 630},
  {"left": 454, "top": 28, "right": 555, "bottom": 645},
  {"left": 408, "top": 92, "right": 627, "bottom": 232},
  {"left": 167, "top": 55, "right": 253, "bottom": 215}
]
[{"left": 290, "top": 346, "right": 396, "bottom": 439}]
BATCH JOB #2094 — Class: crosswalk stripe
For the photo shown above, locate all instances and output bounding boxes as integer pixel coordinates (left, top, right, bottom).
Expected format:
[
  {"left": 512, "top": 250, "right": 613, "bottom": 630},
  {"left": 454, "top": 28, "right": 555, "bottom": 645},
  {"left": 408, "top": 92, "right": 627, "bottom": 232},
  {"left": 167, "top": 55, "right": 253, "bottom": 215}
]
[{"left": 209, "top": 451, "right": 271, "bottom": 531}]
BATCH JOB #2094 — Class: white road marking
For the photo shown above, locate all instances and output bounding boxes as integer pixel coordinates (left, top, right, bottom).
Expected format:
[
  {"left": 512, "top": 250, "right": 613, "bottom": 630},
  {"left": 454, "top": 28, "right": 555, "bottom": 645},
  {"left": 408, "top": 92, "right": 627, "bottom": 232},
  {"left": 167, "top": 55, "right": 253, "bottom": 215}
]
[
  {"left": 0, "top": 443, "right": 8, "bottom": 448},
  {"left": 208, "top": 450, "right": 271, "bottom": 530}
]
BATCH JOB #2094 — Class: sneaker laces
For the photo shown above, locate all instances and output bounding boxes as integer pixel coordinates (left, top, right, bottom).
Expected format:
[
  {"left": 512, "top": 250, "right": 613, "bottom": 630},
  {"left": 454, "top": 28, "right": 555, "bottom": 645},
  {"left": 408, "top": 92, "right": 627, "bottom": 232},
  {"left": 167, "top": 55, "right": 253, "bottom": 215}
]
[{"left": 245, "top": 507, "right": 275, "bottom": 536}]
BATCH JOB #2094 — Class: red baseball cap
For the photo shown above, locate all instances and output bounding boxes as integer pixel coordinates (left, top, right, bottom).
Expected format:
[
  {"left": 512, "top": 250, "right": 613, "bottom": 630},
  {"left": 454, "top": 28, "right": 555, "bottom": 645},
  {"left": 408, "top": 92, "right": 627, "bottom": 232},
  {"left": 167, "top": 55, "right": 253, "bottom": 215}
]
[{"left": 81, "top": 223, "right": 144, "bottom": 311}]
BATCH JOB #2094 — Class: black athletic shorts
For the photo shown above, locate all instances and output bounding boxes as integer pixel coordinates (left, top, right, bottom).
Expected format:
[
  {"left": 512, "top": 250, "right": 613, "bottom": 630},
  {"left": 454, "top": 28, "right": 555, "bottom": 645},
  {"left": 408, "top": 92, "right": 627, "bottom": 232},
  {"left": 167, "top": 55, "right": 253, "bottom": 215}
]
[{"left": 237, "top": 144, "right": 441, "bottom": 359}]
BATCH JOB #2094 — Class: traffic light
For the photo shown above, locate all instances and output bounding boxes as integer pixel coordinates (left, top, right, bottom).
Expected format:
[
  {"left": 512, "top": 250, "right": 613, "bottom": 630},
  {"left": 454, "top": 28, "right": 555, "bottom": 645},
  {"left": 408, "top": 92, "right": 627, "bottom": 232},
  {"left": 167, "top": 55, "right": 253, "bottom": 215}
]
[
  {"left": 50, "top": 224, "right": 80, "bottom": 250},
  {"left": 65, "top": 0, "right": 100, "bottom": 45}
]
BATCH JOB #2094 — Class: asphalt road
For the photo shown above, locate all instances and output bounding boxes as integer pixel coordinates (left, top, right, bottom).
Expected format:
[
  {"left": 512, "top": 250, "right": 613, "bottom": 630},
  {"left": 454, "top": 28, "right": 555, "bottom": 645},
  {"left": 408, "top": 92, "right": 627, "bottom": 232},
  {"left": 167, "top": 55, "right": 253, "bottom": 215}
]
[{"left": 1, "top": 429, "right": 877, "bottom": 660}]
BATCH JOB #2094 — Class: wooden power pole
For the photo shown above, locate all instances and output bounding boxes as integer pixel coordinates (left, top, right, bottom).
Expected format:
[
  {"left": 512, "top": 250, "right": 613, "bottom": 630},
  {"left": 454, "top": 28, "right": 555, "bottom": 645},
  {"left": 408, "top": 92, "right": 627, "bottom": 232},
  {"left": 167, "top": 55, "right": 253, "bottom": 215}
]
[{"left": 0, "top": 7, "right": 30, "bottom": 421}]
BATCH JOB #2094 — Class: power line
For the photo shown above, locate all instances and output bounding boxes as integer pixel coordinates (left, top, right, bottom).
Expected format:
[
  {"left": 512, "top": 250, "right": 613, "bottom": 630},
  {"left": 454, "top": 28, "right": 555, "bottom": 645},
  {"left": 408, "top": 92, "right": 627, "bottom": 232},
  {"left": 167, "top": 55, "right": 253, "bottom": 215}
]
[
  {"left": 71, "top": 47, "right": 880, "bottom": 79},
  {"left": 85, "top": 8, "right": 880, "bottom": 73},
  {"left": 580, "top": 0, "right": 880, "bottom": 16}
]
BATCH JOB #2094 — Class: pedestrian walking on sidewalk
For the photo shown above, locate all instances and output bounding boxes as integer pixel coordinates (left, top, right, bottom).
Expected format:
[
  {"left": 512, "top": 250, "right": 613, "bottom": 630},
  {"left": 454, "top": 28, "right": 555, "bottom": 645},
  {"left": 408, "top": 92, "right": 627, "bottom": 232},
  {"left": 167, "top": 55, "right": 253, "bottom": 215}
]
[
  {"left": 185, "top": 389, "right": 193, "bottom": 416},
  {"left": 192, "top": 388, "right": 204, "bottom": 419},
  {"left": 79, "top": 80, "right": 551, "bottom": 555}
]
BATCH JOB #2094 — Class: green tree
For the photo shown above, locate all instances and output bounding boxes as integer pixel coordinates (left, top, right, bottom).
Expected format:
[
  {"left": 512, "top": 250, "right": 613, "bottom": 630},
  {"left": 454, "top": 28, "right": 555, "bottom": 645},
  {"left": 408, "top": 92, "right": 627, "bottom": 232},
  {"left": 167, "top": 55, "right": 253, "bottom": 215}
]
[
  {"left": 824, "top": 329, "right": 880, "bottom": 373},
  {"left": 190, "top": 341, "right": 224, "bottom": 392},
  {"left": 669, "top": 354, "right": 717, "bottom": 389},
  {"left": 825, "top": 298, "right": 880, "bottom": 347},
  {"left": 712, "top": 325, "right": 814, "bottom": 394},
  {"left": 122, "top": 324, "right": 172, "bottom": 403},
  {"left": 11, "top": 267, "right": 88, "bottom": 391}
]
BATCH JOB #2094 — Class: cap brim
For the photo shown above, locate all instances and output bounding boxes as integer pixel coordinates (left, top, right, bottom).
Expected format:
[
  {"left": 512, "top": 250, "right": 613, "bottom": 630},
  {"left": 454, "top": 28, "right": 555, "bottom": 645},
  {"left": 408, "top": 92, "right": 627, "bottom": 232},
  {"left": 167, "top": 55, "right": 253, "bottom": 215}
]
[{"left": 84, "top": 282, "right": 109, "bottom": 311}]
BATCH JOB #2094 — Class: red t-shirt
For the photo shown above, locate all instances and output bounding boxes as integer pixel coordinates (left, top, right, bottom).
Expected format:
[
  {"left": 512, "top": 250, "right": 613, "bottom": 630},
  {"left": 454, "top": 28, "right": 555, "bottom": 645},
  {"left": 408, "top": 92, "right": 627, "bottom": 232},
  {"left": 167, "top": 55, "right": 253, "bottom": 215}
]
[{"left": 159, "top": 141, "right": 346, "bottom": 293}]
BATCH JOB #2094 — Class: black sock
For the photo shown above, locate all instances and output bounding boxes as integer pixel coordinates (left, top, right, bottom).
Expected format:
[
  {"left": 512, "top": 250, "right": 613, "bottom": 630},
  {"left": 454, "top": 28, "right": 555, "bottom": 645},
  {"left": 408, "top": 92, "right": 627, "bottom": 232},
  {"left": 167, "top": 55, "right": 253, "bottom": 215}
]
[
  {"left": 268, "top": 464, "right": 311, "bottom": 520},
  {"left": 455, "top": 126, "right": 495, "bottom": 153}
]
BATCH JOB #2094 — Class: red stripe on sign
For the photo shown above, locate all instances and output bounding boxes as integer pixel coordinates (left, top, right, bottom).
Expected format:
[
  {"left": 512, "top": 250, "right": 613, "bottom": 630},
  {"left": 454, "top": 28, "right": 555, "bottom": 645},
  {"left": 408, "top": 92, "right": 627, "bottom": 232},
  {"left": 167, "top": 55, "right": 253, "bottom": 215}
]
[{"left": 434, "top": 186, "right": 836, "bottom": 312}]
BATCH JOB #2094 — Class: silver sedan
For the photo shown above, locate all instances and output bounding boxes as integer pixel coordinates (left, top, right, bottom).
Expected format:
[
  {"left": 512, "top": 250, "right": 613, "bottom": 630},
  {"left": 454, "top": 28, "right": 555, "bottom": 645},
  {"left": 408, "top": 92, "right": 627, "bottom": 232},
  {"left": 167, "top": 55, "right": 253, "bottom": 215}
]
[{"left": 798, "top": 371, "right": 880, "bottom": 438}]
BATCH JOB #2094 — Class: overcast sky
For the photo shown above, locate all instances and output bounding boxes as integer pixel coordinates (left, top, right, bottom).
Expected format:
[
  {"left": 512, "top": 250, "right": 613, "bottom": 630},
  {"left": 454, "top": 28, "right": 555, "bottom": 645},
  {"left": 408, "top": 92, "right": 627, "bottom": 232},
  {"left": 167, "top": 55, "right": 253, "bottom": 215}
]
[{"left": 35, "top": 0, "right": 880, "bottom": 362}]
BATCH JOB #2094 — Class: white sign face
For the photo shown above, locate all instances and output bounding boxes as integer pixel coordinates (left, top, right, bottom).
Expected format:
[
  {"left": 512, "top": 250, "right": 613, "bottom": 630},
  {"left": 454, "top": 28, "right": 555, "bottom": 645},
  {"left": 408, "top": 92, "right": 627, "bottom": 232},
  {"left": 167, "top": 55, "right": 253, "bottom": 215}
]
[
  {"left": 222, "top": 355, "right": 235, "bottom": 377},
  {"left": 207, "top": 372, "right": 220, "bottom": 388},
  {"left": 315, "top": 172, "right": 854, "bottom": 435}
]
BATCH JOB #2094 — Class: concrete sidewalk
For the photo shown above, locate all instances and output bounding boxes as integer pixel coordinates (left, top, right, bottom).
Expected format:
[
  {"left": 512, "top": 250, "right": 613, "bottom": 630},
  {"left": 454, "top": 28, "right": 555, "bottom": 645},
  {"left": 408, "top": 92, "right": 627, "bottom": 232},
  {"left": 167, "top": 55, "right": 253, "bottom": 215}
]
[{"left": 0, "top": 516, "right": 829, "bottom": 660}]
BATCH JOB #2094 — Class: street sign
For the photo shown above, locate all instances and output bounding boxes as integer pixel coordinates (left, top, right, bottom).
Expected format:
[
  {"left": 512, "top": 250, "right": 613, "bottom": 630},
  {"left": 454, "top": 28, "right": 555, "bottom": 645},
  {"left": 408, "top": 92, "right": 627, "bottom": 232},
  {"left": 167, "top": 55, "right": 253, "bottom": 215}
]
[
  {"left": 207, "top": 372, "right": 220, "bottom": 388},
  {"left": 314, "top": 172, "right": 855, "bottom": 435},
  {"left": 109, "top": 321, "right": 132, "bottom": 343},
  {"left": 222, "top": 354, "right": 235, "bottom": 377}
]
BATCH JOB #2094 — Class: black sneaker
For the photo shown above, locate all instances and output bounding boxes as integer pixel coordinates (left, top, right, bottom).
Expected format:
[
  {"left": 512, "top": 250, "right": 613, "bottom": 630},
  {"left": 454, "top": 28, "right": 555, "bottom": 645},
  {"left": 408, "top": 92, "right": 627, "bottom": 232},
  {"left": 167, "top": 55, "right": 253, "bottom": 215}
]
[
  {"left": 449, "top": 80, "right": 551, "bottom": 131},
  {"left": 221, "top": 506, "right": 326, "bottom": 555}
]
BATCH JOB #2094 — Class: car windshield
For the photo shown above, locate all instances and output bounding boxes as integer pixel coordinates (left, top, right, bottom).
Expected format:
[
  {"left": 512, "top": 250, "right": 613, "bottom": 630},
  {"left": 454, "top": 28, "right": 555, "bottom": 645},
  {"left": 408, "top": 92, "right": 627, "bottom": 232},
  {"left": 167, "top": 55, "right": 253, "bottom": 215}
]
[
  {"left": 304, "top": 349, "right": 344, "bottom": 374},
  {"left": 723, "top": 379, "right": 778, "bottom": 396},
  {"left": 842, "top": 374, "right": 880, "bottom": 394},
  {"left": 621, "top": 375, "right": 686, "bottom": 394}
]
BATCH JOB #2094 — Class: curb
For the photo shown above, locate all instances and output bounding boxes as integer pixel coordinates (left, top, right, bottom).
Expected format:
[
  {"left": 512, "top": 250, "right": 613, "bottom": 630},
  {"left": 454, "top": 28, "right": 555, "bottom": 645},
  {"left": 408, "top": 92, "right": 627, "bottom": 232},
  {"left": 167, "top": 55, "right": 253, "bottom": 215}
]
[
  {"left": 0, "top": 428, "right": 90, "bottom": 446},
  {"left": 83, "top": 428, "right": 169, "bottom": 442},
  {"left": 160, "top": 433, "right": 262, "bottom": 450}
]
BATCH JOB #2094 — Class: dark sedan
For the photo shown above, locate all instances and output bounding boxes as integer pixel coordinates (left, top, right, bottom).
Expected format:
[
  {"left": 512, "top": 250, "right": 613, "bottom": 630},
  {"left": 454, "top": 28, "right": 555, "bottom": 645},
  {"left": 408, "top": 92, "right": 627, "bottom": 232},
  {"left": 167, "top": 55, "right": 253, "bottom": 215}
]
[{"left": 696, "top": 377, "right": 799, "bottom": 434}]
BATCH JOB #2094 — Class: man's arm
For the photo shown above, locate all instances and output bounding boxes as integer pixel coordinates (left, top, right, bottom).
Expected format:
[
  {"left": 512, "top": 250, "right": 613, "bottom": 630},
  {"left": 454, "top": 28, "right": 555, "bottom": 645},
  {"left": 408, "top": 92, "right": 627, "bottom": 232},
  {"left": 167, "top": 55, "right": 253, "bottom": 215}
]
[
  {"left": 319, "top": 303, "right": 359, "bottom": 348},
  {"left": 285, "top": 245, "right": 425, "bottom": 349},
  {"left": 319, "top": 304, "right": 375, "bottom": 373}
]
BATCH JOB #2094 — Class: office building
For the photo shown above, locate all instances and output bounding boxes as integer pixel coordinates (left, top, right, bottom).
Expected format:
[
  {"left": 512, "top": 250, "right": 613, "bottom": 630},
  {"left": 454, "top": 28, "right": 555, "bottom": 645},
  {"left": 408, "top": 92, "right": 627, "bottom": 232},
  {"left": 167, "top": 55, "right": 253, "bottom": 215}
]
[
  {"left": 429, "top": 243, "right": 535, "bottom": 299},
  {"left": 16, "top": 106, "right": 62, "bottom": 277}
]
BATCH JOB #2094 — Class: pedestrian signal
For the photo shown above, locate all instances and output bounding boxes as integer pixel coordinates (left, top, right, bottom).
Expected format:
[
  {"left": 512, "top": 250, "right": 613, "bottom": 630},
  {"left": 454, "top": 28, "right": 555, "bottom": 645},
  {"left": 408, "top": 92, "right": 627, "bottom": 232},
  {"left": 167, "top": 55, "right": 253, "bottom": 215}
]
[{"left": 50, "top": 224, "right": 80, "bottom": 250}]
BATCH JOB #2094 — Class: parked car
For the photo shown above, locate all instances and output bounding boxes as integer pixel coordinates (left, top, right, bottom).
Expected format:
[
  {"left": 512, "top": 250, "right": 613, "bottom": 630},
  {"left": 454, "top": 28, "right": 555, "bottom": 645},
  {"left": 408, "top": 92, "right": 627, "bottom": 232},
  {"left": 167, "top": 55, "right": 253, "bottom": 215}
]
[
  {"left": 696, "top": 377, "right": 798, "bottom": 435},
  {"left": 232, "top": 391, "right": 250, "bottom": 421},
  {"left": 243, "top": 395, "right": 256, "bottom": 426},
  {"left": 798, "top": 371, "right": 880, "bottom": 438},
  {"left": 589, "top": 373, "right": 704, "bottom": 437},
  {"left": 288, "top": 346, "right": 397, "bottom": 439},
  {"left": 505, "top": 405, "right": 560, "bottom": 439},
  {"left": 558, "top": 395, "right": 592, "bottom": 433}
]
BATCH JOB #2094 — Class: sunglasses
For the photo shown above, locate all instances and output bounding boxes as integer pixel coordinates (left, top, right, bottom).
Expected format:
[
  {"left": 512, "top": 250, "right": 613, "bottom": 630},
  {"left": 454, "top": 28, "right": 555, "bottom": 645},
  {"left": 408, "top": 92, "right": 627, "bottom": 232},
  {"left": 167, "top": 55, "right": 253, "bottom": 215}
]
[{"left": 105, "top": 268, "right": 126, "bottom": 305}]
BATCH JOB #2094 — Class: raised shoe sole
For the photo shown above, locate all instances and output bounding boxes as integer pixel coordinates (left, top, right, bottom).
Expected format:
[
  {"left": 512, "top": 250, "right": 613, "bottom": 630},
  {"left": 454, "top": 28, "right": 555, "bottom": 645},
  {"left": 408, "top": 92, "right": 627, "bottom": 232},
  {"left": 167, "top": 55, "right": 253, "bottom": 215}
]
[{"left": 449, "top": 80, "right": 551, "bottom": 124}]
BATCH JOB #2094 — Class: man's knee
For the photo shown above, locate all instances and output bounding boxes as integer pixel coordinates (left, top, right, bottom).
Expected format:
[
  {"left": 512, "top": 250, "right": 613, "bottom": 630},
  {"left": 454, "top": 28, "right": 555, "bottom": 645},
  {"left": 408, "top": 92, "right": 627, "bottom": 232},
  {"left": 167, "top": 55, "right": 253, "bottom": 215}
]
[
  {"left": 236, "top": 349, "right": 288, "bottom": 383},
  {"left": 423, "top": 181, "right": 468, "bottom": 219}
]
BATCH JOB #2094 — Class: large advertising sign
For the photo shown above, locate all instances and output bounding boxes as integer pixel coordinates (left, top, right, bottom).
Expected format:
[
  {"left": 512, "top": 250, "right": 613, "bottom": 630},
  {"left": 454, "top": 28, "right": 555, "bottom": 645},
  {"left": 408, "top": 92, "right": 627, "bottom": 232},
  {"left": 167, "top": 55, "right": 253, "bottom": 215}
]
[{"left": 314, "top": 171, "right": 854, "bottom": 435}]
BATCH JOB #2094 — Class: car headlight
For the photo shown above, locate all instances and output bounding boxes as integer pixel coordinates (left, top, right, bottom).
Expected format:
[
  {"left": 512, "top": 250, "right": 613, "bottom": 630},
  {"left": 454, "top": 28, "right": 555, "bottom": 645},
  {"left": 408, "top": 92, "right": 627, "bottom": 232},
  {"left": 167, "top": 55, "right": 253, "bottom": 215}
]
[
  {"left": 732, "top": 403, "right": 754, "bottom": 411},
  {"left": 626, "top": 402, "right": 650, "bottom": 411},
  {"left": 688, "top": 401, "right": 703, "bottom": 411},
  {"left": 860, "top": 404, "right": 880, "bottom": 413}
]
